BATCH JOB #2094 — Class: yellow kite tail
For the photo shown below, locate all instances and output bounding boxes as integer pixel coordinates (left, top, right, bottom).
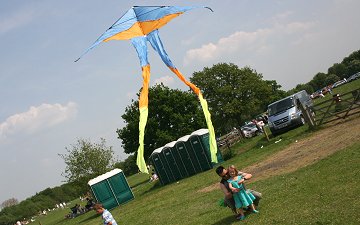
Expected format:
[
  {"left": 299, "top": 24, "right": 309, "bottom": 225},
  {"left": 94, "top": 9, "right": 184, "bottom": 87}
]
[
  {"left": 169, "top": 67, "right": 218, "bottom": 163},
  {"left": 136, "top": 65, "right": 150, "bottom": 174}
]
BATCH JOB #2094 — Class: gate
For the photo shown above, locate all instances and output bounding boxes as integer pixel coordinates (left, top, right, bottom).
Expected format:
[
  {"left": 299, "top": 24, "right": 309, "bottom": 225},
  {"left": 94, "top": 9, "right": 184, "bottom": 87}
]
[{"left": 311, "top": 88, "right": 360, "bottom": 126}]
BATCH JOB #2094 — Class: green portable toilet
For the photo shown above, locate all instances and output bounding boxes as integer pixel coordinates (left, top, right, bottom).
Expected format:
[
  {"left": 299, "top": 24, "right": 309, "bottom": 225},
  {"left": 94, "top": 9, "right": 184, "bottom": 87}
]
[
  {"left": 163, "top": 141, "right": 187, "bottom": 179},
  {"left": 189, "top": 129, "right": 213, "bottom": 171},
  {"left": 88, "top": 169, "right": 134, "bottom": 210},
  {"left": 190, "top": 129, "right": 224, "bottom": 167},
  {"left": 149, "top": 147, "right": 173, "bottom": 185},
  {"left": 175, "top": 135, "right": 197, "bottom": 176}
]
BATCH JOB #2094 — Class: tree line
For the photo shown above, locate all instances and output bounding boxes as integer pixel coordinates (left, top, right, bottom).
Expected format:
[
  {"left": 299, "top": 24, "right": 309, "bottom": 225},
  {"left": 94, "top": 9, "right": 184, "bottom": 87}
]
[{"left": 1, "top": 49, "right": 358, "bottom": 225}]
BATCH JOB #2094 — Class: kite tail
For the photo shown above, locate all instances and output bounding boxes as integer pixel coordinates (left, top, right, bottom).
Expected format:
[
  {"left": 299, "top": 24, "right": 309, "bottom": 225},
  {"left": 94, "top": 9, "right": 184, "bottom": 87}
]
[
  {"left": 169, "top": 68, "right": 218, "bottom": 163},
  {"left": 132, "top": 37, "right": 150, "bottom": 174},
  {"left": 147, "top": 30, "right": 218, "bottom": 163},
  {"left": 136, "top": 65, "right": 150, "bottom": 174}
]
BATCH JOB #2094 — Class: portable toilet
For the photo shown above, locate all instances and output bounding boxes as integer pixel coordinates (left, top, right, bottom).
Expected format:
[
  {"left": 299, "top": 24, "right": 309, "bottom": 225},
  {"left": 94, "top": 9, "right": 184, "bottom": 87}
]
[
  {"left": 88, "top": 169, "right": 134, "bottom": 210},
  {"left": 149, "top": 147, "right": 174, "bottom": 185},
  {"left": 189, "top": 129, "right": 219, "bottom": 171},
  {"left": 175, "top": 135, "right": 198, "bottom": 176},
  {"left": 191, "top": 129, "right": 224, "bottom": 166},
  {"left": 163, "top": 141, "right": 186, "bottom": 180}
]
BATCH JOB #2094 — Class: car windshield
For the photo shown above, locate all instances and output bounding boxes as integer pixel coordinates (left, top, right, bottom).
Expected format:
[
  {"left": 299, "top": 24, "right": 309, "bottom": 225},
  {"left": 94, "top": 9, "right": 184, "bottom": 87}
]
[{"left": 268, "top": 97, "right": 295, "bottom": 116}]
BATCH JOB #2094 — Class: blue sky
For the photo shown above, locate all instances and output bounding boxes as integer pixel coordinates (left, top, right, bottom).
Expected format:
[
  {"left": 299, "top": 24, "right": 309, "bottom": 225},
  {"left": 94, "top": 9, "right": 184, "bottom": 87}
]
[{"left": 1, "top": 0, "right": 359, "bottom": 204}]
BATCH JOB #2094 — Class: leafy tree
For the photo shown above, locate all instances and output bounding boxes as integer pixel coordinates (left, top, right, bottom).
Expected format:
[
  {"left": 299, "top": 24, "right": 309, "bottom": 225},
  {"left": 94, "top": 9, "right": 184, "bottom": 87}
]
[
  {"left": 114, "top": 155, "right": 138, "bottom": 176},
  {"left": 116, "top": 84, "right": 206, "bottom": 161},
  {"left": 345, "top": 59, "right": 360, "bottom": 77},
  {"left": 324, "top": 74, "right": 340, "bottom": 86},
  {"left": 190, "top": 63, "right": 285, "bottom": 134},
  {"left": 1, "top": 198, "right": 18, "bottom": 209},
  {"left": 59, "top": 138, "right": 115, "bottom": 182},
  {"left": 308, "top": 72, "right": 327, "bottom": 91},
  {"left": 328, "top": 63, "right": 346, "bottom": 78},
  {"left": 288, "top": 83, "right": 314, "bottom": 95}
]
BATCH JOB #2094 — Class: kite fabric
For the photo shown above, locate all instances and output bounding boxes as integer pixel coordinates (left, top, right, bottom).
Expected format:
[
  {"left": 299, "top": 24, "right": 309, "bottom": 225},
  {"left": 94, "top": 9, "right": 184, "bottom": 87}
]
[{"left": 76, "top": 6, "right": 217, "bottom": 174}]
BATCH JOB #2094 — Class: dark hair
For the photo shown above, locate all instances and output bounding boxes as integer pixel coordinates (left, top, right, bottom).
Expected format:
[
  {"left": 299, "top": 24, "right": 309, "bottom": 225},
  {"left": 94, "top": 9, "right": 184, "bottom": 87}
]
[
  {"left": 93, "top": 203, "right": 103, "bottom": 210},
  {"left": 216, "top": 166, "right": 225, "bottom": 176}
]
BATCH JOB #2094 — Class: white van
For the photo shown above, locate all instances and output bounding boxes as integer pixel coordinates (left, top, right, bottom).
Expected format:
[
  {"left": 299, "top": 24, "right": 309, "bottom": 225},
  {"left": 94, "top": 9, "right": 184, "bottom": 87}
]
[{"left": 267, "top": 90, "right": 313, "bottom": 135}]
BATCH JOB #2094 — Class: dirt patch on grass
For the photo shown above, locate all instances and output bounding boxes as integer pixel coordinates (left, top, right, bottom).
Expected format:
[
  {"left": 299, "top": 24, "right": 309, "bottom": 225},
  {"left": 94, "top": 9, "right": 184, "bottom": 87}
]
[{"left": 199, "top": 115, "right": 360, "bottom": 193}]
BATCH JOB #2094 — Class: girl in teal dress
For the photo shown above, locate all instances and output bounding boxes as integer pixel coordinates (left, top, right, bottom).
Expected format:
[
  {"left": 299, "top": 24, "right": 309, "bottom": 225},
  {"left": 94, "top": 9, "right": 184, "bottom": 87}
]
[{"left": 227, "top": 165, "right": 258, "bottom": 220}]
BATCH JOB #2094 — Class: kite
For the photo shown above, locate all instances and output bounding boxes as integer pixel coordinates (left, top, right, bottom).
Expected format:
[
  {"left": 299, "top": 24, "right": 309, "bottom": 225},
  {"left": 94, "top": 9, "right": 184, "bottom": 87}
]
[{"left": 76, "top": 6, "right": 217, "bottom": 174}]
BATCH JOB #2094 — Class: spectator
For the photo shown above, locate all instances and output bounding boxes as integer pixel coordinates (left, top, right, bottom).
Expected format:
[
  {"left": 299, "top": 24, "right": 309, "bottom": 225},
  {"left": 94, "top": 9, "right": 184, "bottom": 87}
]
[
  {"left": 85, "top": 198, "right": 95, "bottom": 211},
  {"left": 94, "top": 203, "right": 118, "bottom": 225}
]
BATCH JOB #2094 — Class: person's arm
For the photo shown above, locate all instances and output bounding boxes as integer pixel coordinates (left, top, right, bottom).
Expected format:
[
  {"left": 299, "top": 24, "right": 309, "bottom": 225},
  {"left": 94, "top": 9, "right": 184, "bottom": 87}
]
[
  {"left": 238, "top": 171, "right": 252, "bottom": 180},
  {"left": 219, "top": 183, "right": 233, "bottom": 199},
  {"left": 228, "top": 182, "right": 238, "bottom": 192}
]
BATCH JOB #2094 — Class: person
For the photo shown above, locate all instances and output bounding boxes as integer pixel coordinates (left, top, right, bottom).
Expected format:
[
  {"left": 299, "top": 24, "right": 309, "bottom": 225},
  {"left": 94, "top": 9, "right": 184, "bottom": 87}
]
[
  {"left": 94, "top": 203, "right": 118, "bottom": 225},
  {"left": 227, "top": 165, "right": 258, "bottom": 220},
  {"left": 216, "top": 165, "right": 262, "bottom": 220},
  {"left": 85, "top": 198, "right": 95, "bottom": 211},
  {"left": 150, "top": 172, "right": 158, "bottom": 182}
]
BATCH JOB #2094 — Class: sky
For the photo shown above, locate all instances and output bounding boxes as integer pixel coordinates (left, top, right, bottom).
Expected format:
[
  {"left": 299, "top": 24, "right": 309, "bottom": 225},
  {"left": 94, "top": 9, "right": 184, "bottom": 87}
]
[{"left": 1, "top": 0, "right": 359, "bottom": 204}]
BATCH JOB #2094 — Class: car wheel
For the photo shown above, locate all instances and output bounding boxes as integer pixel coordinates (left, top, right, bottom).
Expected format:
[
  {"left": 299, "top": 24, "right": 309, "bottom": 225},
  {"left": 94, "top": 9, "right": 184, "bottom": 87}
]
[{"left": 270, "top": 128, "right": 277, "bottom": 137}]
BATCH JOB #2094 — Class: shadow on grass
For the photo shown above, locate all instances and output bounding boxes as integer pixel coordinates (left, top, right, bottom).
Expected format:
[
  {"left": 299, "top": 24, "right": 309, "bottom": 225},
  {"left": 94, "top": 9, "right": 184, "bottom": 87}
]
[
  {"left": 78, "top": 213, "right": 99, "bottom": 224},
  {"left": 130, "top": 179, "right": 149, "bottom": 189},
  {"left": 211, "top": 215, "right": 236, "bottom": 225}
]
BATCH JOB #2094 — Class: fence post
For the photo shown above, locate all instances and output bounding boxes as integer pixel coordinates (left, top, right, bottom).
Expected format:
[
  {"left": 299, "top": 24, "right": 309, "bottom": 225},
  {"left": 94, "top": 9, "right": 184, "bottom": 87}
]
[{"left": 296, "top": 99, "right": 315, "bottom": 129}]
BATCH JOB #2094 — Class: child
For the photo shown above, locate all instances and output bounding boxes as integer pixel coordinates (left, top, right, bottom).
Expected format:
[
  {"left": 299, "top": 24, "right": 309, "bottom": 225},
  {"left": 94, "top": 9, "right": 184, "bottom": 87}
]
[
  {"left": 227, "top": 165, "right": 258, "bottom": 220},
  {"left": 93, "top": 203, "right": 118, "bottom": 225}
]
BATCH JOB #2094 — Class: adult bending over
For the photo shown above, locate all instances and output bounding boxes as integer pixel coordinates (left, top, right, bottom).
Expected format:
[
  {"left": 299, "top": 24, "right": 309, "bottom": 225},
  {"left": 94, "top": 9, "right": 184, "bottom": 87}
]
[{"left": 216, "top": 165, "right": 262, "bottom": 218}]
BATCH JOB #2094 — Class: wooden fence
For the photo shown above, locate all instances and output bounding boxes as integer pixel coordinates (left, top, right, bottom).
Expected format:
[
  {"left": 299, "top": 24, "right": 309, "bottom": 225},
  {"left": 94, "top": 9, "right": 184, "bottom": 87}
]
[{"left": 299, "top": 88, "right": 360, "bottom": 127}]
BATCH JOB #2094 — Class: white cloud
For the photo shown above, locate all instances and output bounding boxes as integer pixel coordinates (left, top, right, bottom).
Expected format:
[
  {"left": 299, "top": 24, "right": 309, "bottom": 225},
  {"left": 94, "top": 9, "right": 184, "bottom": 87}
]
[
  {"left": 0, "top": 102, "right": 77, "bottom": 139},
  {"left": 184, "top": 20, "right": 315, "bottom": 64},
  {"left": 0, "top": 9, "right": 35, "bottom": 34},
  {"left": 153, "top": 75, "right": 175, "bottom": 86}
]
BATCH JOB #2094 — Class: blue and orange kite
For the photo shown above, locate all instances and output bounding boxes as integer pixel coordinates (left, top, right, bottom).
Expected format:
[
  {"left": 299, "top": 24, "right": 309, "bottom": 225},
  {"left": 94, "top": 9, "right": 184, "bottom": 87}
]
[{"left": 76, "top": 6, "right": 217, "bottom": 173}]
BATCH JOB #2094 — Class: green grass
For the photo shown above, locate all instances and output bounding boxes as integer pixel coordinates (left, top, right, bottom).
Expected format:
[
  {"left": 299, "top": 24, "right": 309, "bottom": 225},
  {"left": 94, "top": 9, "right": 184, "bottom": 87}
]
[{"left": 30, "top": 120, "right": 360, "bottom": 225}]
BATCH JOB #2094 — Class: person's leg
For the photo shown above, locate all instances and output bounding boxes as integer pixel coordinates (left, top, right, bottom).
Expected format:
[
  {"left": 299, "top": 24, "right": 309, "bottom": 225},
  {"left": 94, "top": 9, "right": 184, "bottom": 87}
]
[
  {"left": 224, "top": 197, "right": 237, "bottom": 214},
  {"left": 236, "top": 208, "right": 246, "bottom": 220},
  {"left": 248, "top": 189, "right": 262, "bottom": 207},
  {"left": 249, "top": 204, "right": 259, "bottom": 213}
]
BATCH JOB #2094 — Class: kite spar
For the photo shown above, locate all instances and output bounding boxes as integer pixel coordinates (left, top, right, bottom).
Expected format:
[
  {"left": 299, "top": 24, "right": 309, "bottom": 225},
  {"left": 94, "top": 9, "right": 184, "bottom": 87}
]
[{"left": 76, "top": 6, "right": 217, "bottom": 174}]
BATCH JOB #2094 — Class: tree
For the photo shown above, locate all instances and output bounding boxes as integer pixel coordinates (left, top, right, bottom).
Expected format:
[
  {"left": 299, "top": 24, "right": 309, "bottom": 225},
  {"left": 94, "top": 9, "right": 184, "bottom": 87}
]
[
  {"left": 288, "top": 83, "right": 314, "bottom": 96},
  {"left": 116, "top": 84, "right": 206, "bottom": 161},
  {"left": 324, "top": 74, "right": 340, "bottom": 86},
  {"left": 113, "top": 155, "right": 138, "bottom": 176},
  {"left": 327, "top": 63, "right": 346, "bottom": 78},
  {"left": 59, "top": 138, "right": 115, "bottom": 182},
  {"left": 1, "top": 198, "right": 18, "bottom": 209},
  {"left": 309, "top": 72, "right": 327, "bottom": 91},
  {"left": 190, "top": 63, "right": 285, "bottom": 134}
]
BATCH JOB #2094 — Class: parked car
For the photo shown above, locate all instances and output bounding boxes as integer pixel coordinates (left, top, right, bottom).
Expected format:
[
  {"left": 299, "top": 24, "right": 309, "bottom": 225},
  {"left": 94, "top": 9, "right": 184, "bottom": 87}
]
[
  {"left": 331, "top": 78, "right": 347, "bottom": 88},
  {"left": 267, "top": 90, "right": 313, "bottom": 136},
  {"left": 347, "top": 72, "right": 360, "bottom": 82},
  {"left": 240, "top": 123, "right": 260, "bottom": 138}
]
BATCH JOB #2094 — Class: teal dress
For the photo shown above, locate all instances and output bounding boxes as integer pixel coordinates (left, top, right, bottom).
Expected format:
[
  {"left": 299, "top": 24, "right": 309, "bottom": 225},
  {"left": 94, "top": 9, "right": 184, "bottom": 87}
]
[{"left": 227, "top": 176, "right": 256, "bottom": 209}]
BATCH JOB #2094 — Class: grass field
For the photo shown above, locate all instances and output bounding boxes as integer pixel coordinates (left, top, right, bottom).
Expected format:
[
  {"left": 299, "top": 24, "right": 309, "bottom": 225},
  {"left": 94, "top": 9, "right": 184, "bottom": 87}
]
[{"left": 30, "top": 80, "right": 360, "bottom": 225}]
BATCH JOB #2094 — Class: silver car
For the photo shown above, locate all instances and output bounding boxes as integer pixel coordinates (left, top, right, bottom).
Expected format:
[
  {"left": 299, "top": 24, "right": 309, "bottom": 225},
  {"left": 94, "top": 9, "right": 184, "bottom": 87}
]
[{"left": 240, "top": 123, "right": 260, "bottom": 138}]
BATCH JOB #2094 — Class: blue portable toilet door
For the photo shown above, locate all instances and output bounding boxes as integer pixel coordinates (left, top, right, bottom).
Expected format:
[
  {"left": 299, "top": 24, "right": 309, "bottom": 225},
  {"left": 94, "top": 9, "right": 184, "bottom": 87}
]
[
  {"left": 175, "top": 142, "right": 196, "bottom": 176},
  {"left": 163, "top": 148, "right": 182, "bottom": 181},
  {"left": 189, "top": 136, "right": 212, "bottom": 171},
  {"left": 151, "top": 153, "right": 171, "bottom": 185}
]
